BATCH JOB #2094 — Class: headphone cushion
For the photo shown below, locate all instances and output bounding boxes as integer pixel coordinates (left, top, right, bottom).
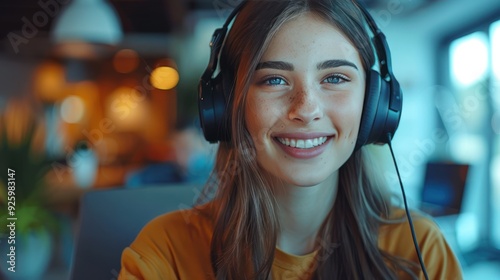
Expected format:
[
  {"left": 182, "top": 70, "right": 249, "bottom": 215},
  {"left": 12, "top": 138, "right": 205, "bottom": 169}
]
[
  {"left": 198, "top": 73, "right": 227, "bottom": 143},
  {"left": 356, "top": 70, "right": 381, "bottom": 149}
]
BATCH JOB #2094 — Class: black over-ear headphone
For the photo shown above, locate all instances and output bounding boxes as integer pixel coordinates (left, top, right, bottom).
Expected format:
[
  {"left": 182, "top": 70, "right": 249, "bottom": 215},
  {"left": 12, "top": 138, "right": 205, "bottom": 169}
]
[{"left": 198, "top": 0, "right": 402, "bottom": 150}]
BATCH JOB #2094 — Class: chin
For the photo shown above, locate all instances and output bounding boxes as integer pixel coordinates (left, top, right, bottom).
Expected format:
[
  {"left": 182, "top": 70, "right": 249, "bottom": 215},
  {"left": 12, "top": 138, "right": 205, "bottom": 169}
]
[
  {"left": 289, "top": 179, "right": 333, "bottom": 188},
  {"left": 279, "top": 169, "right": 338, "bottom": 188}
]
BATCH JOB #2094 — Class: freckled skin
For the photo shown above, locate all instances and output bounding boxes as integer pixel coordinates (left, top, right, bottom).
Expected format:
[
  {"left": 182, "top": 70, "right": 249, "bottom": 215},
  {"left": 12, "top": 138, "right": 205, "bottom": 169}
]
[{"left": 244, "top": 12, "right": 365, "bottom": 187}]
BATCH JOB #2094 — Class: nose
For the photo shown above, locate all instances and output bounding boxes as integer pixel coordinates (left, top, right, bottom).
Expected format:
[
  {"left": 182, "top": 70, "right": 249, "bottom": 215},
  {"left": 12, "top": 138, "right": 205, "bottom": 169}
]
[{"left": 287, "top": 87, "right": 323, "bottom": 124}]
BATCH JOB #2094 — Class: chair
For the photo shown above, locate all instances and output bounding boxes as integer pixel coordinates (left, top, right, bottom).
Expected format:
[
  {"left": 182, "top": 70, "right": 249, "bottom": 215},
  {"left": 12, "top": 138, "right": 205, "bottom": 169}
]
[{"left": 70, "top": 184, "right": 203, "bottom": 280}]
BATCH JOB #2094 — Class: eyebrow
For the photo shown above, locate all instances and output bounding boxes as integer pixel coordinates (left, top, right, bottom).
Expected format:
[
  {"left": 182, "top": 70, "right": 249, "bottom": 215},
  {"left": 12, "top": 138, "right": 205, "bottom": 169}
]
[
  {"left": 255, "top": 59, "right": 358, "bottom": 71},
  {"left": 317, "top": 59, "right": 358, "bottom": 70},
  {"left": 256, "top": 61, "right": 293, "bottom": 71}
]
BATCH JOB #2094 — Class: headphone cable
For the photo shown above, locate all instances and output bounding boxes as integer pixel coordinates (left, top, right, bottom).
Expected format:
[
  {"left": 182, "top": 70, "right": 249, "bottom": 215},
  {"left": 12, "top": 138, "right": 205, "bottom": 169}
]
[{"left": 386, "top": 133, "right": 430, "bottom": 280}]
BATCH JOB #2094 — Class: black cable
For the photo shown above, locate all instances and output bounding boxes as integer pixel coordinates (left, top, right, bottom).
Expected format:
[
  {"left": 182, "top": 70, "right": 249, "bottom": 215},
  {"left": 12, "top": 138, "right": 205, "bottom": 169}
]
[{"left": 386, "top": 133, "right": 430, "bottom": 280}]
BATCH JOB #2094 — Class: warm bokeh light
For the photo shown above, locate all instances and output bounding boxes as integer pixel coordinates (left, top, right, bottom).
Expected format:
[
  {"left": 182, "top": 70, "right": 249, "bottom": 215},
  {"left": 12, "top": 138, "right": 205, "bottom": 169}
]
[
  {"left": 33, "top": 62, "right": 66, "bottom": 102},
  {"left": 106, "top": 87, "right": 149, "bottom": 130},
  {"left": 60, "top": 95, "right": 85, "bottom": 123},
  {"left": 450, "top": 32, "right": 489, "bottom": 88},
  {"left": 113, "top": 49, "right": 140, "bottom": 74},
  {"left": 150, "top": 66, "right": 179, "bottom": 90},
  {"left": 70, "top": 81, "right": 99, "bottom": 96}
]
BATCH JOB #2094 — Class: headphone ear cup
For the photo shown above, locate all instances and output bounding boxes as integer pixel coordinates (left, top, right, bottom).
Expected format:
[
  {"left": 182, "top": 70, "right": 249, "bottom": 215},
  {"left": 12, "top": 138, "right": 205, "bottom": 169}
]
[
  {"left": 356, "top": 70, "right": 381, "bottom": 150},
  {"left": 198, "top": 73, "right": 230, "bottom": 143},
  {"left": 213, "top": 73, "right": 231, "bottom": 142}
]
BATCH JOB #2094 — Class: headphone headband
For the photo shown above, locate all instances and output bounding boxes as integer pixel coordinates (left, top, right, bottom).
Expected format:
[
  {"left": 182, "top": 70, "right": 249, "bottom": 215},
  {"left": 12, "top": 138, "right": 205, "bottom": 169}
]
[{"left": 200, "top": 1, "right": 247, "bottom": 85}]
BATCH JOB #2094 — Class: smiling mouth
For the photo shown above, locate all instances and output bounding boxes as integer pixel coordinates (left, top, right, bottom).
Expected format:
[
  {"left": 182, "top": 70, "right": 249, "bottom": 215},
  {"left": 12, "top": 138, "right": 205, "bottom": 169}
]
[{"left": 275, "top": 137, "right": 329, "bottom": 149}]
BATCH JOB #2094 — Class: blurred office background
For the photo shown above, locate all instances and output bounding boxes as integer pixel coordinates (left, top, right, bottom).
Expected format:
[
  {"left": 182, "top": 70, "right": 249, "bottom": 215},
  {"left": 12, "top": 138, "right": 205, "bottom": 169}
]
[{"left": 0, "top": 0, "right": 499, "bottom": 279}]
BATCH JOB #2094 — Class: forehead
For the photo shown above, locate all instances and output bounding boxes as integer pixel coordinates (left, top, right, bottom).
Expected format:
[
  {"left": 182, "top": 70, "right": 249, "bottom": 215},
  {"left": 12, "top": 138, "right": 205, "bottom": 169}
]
[{"left": 260, "top": 12, "right": 361, "bottom": 63}]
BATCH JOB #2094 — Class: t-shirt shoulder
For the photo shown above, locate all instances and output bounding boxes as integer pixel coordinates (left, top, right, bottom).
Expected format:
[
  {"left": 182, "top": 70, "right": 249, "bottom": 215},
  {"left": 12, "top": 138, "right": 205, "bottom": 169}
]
[
  {"left": 379, "top": 208, "right": 463, "bottom": 280},
  {"left": 133, "top": 201, "right": 216, "bottom": 255},
  {"left": 119, "top": 202, "right": 217, "bottom": 280}
]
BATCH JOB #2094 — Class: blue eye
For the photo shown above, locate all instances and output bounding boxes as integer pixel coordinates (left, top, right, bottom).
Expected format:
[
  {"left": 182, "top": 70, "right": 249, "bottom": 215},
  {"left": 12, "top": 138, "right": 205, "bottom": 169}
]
[
  {"left": 263, "top": 77, "right": 286, "bottom": 86},
  {"left": 323, "top": 74, "right": 349, "bottom": 84}
]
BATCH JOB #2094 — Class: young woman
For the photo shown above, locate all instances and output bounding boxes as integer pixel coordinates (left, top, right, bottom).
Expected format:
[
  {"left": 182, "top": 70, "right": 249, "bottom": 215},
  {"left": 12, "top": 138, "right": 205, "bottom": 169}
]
[{"left": 119, "top": 0, "right": 463, "bottom": 279}]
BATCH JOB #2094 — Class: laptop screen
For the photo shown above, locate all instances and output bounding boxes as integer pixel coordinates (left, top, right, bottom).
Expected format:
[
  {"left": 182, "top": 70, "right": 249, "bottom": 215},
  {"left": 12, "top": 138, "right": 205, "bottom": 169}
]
[{"left": 420, "top": 162, "right": 470, "bottom": 217}]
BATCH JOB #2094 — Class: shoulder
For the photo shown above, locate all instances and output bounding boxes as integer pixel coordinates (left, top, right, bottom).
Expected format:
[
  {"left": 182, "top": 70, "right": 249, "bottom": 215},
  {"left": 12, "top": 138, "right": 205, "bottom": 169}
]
[
  {"left": 379, "top": 208, "right": 463, "bottom": 279},
  {"left": 380, "top": 209, "right": 442, "bottom": 243},
  {"left": 120, "top": 201, "right": 217, "bottom": 279},
  {"left": 133, "top": 200, "right": 216, "bottom": 248}
]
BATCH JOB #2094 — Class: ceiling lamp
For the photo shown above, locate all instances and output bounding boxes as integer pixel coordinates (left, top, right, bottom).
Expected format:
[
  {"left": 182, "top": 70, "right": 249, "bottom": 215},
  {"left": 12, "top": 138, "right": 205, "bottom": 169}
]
[{"left": 51, "top": 0, "right": 123, "bottom": 58}]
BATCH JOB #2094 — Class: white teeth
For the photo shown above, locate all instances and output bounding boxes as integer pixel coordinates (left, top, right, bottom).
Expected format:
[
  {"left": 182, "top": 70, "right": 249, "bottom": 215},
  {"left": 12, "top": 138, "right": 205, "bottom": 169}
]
[
  {"left": 305, "top": 139, "right": 313, "bottom": 148},
  {"left": 296, "top": 139, "right": 305, "bottom": 148},
  {"left": 277, "top": 137, "right": 328, "bottom": 149}
]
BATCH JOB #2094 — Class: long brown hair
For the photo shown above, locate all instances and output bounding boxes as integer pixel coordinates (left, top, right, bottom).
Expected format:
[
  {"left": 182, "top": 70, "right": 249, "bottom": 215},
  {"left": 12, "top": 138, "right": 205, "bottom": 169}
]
[{"left": 202, "top": 0, "right": 419, "bottom": 279}]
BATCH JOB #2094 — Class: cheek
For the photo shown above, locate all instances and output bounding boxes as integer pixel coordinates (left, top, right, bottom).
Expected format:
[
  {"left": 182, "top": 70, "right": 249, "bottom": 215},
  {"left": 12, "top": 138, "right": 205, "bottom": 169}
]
[
  {"left": 329, "top": 93, "right": 365, "bottom": 138},
  {"left": 350, "top": 84, "right": 366, "bottom": 124},
  {"left": 244, "top": 97, "right": 258, "bottom": 133},
  {"left": 245, "top": 95, "right": 269, "bottom": 140},
  {"left": 245, "top": 96, "right": 286, "bottom": 155}
]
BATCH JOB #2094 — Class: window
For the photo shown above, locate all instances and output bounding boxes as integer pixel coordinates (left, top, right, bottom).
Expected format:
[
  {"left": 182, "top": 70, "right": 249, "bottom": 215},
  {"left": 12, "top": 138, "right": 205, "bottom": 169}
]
[
  {"left": 445, "top": 18, "right": 500, "bottom": 254},
  {"left": 489, "top": 20, "right": 500, "bottom": 248}
]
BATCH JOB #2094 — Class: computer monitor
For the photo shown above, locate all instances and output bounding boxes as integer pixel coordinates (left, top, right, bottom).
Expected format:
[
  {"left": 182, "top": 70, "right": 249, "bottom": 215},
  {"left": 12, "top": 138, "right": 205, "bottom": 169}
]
[{"left": 420, "top": 161, "right": 470, "bottom": 217}]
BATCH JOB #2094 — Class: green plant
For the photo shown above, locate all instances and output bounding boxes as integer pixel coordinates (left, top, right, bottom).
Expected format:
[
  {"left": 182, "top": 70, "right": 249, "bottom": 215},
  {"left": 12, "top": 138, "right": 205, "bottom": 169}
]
[{"left": 0, "top": 114, "right": 59, "bottom": 235}]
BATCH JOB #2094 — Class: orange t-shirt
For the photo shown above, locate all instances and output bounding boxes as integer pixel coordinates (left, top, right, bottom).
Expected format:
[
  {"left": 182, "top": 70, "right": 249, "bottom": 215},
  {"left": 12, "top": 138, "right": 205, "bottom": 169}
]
[{"left": 119, "top": 202, "right": 463, "bottom": 280}]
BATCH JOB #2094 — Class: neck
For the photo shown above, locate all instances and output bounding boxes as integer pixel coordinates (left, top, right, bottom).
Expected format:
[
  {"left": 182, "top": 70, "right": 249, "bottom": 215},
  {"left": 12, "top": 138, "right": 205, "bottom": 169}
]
[{"left": 274, "top": 172, "right": 338, "bottom": 256}]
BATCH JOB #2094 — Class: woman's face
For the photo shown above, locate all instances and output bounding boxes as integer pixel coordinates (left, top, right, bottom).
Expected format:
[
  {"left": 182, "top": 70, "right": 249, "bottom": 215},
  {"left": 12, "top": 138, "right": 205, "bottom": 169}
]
[{"left": 244, "top": 12, "right": 366, "bottom": 187}]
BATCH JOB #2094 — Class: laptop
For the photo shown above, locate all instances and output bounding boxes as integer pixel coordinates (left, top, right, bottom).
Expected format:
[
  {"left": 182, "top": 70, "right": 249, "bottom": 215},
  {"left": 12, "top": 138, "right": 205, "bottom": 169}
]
[
  {"left": 419, "top": 161, "right": 470, "bottom": 217},
  {"left": 70, "top": 184, "right": 203, "bottom": 280}
]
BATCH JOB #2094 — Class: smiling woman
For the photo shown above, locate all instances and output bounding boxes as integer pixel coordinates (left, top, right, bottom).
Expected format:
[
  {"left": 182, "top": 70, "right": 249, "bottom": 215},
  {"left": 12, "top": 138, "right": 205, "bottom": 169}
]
[{"left": 118, "top": 1, "right": 463, "bottom": 279}]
